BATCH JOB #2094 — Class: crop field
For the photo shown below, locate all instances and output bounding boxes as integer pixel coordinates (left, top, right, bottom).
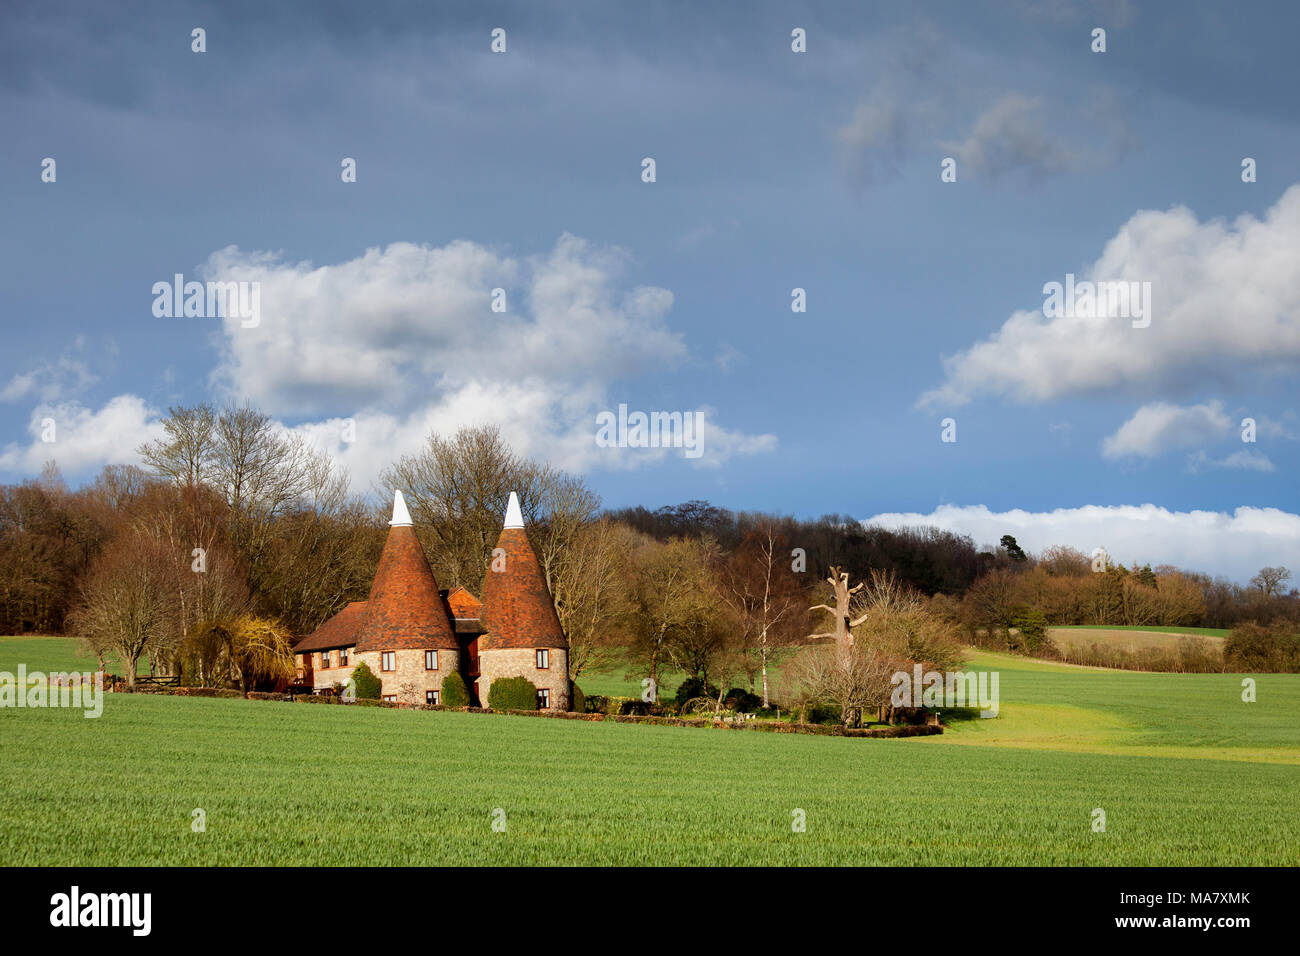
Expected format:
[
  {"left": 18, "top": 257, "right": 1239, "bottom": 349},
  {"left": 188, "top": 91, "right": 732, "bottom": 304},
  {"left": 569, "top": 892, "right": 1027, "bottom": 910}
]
[
  {"left": 1052, "top": 625, "right": 1231, "bottom": 637},
  {"left": 1048, "top": 624, "right": 1228, "bottom": 657},
  {"left": 1, "top": 638, "right": 1297, "bottom": 866}
]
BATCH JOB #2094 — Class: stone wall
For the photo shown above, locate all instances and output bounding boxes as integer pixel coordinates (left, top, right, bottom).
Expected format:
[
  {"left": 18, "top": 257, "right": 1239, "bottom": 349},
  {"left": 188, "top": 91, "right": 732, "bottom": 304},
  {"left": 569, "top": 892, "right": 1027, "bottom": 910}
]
[
  {"left": 298, "top": 651, "right": 358, "bottom": 692},
  {"left": 355, "top": 647, "right": 460, "bottom": 705},
  {"left": 479, "top": 647, "right": 570, "bottom": 711}
]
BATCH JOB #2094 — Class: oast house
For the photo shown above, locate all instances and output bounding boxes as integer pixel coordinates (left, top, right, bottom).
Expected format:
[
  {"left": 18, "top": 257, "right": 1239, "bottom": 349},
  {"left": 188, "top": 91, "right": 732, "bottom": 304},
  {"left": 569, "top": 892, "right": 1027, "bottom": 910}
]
[{"left": 293, "top": 490, "right": 571, "bottom": 710}]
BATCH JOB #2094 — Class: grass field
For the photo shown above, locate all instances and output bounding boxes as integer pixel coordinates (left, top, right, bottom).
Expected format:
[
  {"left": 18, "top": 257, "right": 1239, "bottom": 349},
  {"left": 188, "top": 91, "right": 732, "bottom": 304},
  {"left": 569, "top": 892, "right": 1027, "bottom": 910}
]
[
  {"left": 1052, "top": 625, "right": 1230, "bottom": 637},
  {"left": 0, "top": 635, "right": 147, "bottom": 676},
  {"left": 1048, "top": 625, "right": 1226, "bottom": 656},
  {"left": 1, "top": 637, "right": 1297, "bottom": 865}
]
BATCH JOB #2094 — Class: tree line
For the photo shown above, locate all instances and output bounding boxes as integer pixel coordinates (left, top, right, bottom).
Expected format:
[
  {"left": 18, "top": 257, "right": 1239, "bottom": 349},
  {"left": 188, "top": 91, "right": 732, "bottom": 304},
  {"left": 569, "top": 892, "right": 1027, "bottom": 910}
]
[{"left": 2, "top": 404, "right": 1297, "bottom": 693}]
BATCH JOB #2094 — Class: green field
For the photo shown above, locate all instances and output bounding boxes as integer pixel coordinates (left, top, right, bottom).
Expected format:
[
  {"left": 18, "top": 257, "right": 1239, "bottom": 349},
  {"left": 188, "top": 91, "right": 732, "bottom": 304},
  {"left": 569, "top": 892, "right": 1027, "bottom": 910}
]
[
  {"left": 1052, "top": 625, "right": 1231, "bottom": 637},
  {"left": 0, "top": 635, "right": 148, "bottom": 676},
  {"left": 1, "top": 637, "right": 1297, "bottom": 865},
  {"left": 1047, "top": 625, "right": 1226, "bottom": 658}
]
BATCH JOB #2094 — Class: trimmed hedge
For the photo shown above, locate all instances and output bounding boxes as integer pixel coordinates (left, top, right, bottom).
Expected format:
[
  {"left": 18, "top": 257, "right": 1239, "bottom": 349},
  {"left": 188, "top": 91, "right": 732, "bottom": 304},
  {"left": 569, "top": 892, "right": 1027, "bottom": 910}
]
[
  {"left": 570, "top": 683, "right": 585, "bottom": 714},
  {"left": 350, "top": 661, "right": 382, "bottom": 700},
  {"left": 441, "top": 671, "right": 470, "bottom": 708},
  {"left": 487, "top": 675, "right": 538, "bottom": 711},
  {"left": 172, "top": 687, "right": 242, "bottom": 699}
]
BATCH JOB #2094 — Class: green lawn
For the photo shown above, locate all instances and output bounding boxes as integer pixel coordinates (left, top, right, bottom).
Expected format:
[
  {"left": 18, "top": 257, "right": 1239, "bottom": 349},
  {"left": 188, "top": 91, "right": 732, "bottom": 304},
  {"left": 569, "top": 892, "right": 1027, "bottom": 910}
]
[
  {"left": 0, "top": 635, "right": 148, "bottom": 676},
  {"left": 1, "top": 639, "right": 1297, "bottom": 865}
]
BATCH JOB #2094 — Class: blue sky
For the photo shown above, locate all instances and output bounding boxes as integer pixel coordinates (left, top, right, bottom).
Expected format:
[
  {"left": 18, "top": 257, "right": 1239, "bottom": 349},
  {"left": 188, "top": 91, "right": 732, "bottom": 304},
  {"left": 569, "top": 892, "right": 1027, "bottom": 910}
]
[{"left": 3, "top": 0, "right": 1299, "bottom": 579}]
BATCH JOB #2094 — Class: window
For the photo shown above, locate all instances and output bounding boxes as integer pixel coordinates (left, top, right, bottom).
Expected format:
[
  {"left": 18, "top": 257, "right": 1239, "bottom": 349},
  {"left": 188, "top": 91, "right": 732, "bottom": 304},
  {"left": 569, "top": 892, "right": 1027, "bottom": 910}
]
[
  {"left": 425, "top": 650, "right": 438, "bottom": 671},
  {"left": 536, "top": 649, "right": 550, "bottom": 669},
  {"left": 382, "top": 694, "right": 396, "bottom": 703},
  {"left": 339, "top": 648, "right": 349, "bottom": 666},
  {"left": 319, "top": 651, "right": 331, "bottom": 669},
  {"left": 381, "top": 651, "right": 395, "bottom": 672},
  {"left": 537, "top": 688, "right": 550, "bottom": 709},
  {"left": 426, "top": 690, "right": 439, "bottom": 706}
]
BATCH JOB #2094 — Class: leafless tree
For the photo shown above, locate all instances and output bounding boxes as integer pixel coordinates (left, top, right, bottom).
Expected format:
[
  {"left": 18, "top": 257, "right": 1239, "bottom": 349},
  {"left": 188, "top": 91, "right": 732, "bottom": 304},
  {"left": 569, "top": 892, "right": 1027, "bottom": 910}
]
[
  {"left": 551, "top": 517, "right": 631, "bottom": 682},
  {"left": 791, "top": 642, "right": 896, "bottom": 728},
  {"left": 1251, "top": 566, "right": 1292, "bottom": 599},
  {"left": 722, "top": 526, "right": 807, "bottom": 706},
  {"left": 808, "top": 566, "right": 870, "bottom": 651},
  {"left": 67, "top": 530, "right": 179, "bottom": 688},
  {"left": 624, "top": 535, "right": 718, "bottom": 694}
]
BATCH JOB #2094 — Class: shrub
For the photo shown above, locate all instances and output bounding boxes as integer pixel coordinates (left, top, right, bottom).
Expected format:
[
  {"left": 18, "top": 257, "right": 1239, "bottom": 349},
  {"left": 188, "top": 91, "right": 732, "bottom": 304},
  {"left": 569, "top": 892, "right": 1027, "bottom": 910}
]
[
  {"left": 806, "top": 702, "right": 843, "bottom": 725},
  {"left": 487, "top": 675, "right": 538, "bottom": 711},
  {"left": 674, "top": 676, "right": 719, "bottom": 706},
  {"left": 1225, "top": 622, "right": 1300, "bottom": 673},
  {"left": 441, "top": 671, "right": 470, "bottom": 708},
  {"left": 350, "top": 661, "right": 382, "bottom": 700},
  {"left": 724, "top": 687, "right": 762, "bottom": 712},
  {"left": 571, "top": 683, "right": 585, "bottom": 713}
]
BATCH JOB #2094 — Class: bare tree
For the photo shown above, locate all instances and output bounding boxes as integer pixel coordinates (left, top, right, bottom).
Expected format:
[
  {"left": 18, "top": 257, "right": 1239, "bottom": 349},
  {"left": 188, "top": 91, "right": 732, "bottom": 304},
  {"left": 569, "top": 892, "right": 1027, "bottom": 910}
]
[
  {"left": 382, "top": 425, "right": 541, "bottom": 588},
  {"left": 137, "top": 404, "right": 217, "bottom": 488},
  {"left": 551, "top": 517, "right": 631, "bottom": 682},
  {"left": 624, "top": 535, "right": 717, "bottom": 695},
  {"left": 808, "top": 566, "right": 869, "bottom": 650},
  {"left": 722, "top": 526, "right": 807, "bottom": 706},
  {"left": 792, "top": 642, "right": 895, "bottom": 728},
  {"left": 68, "top": 530, "right": 179, "bottom": 688},
  {"left": 1251, "top": 566, "right": 1292, "bottom": 599}
]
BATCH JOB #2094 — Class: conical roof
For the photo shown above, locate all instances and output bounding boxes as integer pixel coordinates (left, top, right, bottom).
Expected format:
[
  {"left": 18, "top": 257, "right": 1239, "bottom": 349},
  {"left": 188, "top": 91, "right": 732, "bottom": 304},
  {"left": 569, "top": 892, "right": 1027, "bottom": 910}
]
[
  {"left": 354, "top": 491, "right": 458, "bottom": 652},
  {"left": 480, "top": 492, "right": 567, "bottom": 650}
]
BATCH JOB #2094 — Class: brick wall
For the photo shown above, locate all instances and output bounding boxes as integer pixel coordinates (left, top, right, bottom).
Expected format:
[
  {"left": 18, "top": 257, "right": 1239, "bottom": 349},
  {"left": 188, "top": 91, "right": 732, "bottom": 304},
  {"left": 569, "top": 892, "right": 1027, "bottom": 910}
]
[{"left": 479, "top": 647, "right": 570, "bottom": 711}]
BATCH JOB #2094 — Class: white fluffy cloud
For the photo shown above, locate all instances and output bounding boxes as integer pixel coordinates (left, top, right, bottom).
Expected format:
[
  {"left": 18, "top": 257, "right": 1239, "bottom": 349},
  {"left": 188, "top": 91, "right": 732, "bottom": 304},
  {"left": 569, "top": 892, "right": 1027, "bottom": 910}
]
[
  {"left": 0, "top": 396, "right": 164, "bottom": 474},
  {"left": 204, "top": 235, "right": 690, "bottom": 414},
  {"left": 1101, "top": 400, "right": 1232, "bottom": 459},
  {"left": 864, "top": 503, "right": 1300, "bottom": 582},
  {"left": 199, "top": 234, "right": 773, "bottom": 486},
  {"left": 920, "top": 184, "right": 1300, "bottom": 408},
  {"left": 1, "top": 235, "right": 775, "bottom": 487}
]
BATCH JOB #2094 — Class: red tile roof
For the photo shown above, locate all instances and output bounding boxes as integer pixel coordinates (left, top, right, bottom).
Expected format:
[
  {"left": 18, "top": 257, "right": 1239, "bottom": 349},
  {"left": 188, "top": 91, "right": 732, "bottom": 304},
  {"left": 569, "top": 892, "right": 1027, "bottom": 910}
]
[
  {"left": 445, "top": 585, "right": 482, "bottom": 620},
  {"left": 479, "top": 526, "right": 567, "bottom": 650},
  {"left": 294, "top": 601, "right": 367, "bottom": 653},
  {"left": 354, "top": 524, "right": 458, "bottom": 652}
]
